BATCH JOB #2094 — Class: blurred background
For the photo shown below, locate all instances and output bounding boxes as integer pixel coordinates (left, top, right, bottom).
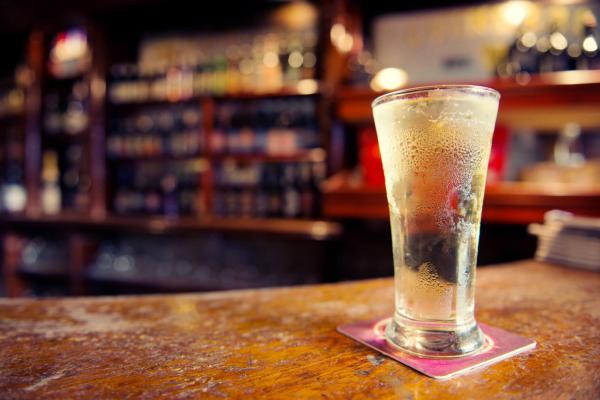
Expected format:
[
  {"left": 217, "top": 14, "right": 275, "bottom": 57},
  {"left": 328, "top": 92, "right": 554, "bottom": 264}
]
[{"left": 0, "top": 0, "right": 599, "bottom": 297}]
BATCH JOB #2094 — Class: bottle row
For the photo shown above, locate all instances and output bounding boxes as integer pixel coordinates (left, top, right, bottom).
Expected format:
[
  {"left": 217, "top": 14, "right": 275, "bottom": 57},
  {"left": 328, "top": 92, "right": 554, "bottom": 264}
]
[
  {"left": 213, "top": 161, "right": 324, "bottom": 219},
  {"left": 112, "top": 160, "right": 206, "bottom": 216},
  {"left": 0, "top": 125, "right": 26, "bottom": 212},
  {"left": 107, "top": 105, "right": 203, "bottom": 158},
  {"left": 106, "top": 98, "right": 320, "bottom": 158},
  {"left": 0, "top": 66, "right": 28, "bottom": 118},
  {"left": 107, "top": 131, "right": 202, "bottom": 159},
  {"left": 0, "top": 88, "right": 24, "bottom": 118},
  {"left": 113, "top": 187, "right": 200, "bottom": 217},
  {"left": 212, "top": 98, "right": 319, "bottom": 155},
  {"left": 40, "top": 147, "right": 90, "bottom": 214},
  {"left": 109, "top": 29, "right": 318, "bottom": 103},
  {"left": 43, "top": 80, "right": 90, "bottom": 135},
  {"left": 498, "top": 9, "right": 600, "bottom": 77}
]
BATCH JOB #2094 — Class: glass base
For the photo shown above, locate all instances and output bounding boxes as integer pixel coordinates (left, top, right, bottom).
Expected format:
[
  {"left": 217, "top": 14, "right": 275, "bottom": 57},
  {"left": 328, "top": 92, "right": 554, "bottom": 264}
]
[{"left": 385, "top": 313, "right": 485, "bottom": 358}]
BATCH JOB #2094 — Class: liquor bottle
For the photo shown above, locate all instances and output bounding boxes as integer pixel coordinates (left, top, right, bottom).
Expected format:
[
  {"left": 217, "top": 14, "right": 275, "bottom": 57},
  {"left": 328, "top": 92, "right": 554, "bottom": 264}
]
[
  {"left": 501, "top": 25, "right": 540, "bottom": 77},
  {"left": 283, "top": 33, "right": 303, "bottom": 86},
  {"left": 282, "top": 164, "right": 301, "bottom": 218},
  {"left": 62, "top": 144, "right": 89, "bottom": 209},
  {"left": 144, "top": 189, "right": 162, "bottom": 215},
  {"left": 575, "top": 10, "right": 600, "bottom": 70},
  {"left": 309, "top": 161, "right": 325, "bottom": 217},
  {"left": 238, "top": 109, "right": 256, "bottom": 155},
  {"left": 227, "top": 102, "right": 242, "bottom": 154},
  {"left": 297, "top": 98, "right": 319, "bottom": 149},
  {"left": 301, "top": 44, "right": 317, "bottom": 80},
  {"left": 298, "top": 163, "right": 315, "bottom": 218},
  {"left": 43, "top": 93, "right": 62, "bottom": 134},
  {"left": 1, "top": 125, "right": 26, "bottom": 213},
  {"left": 239, "top": 172, "right": 254, "bottom": 218},
  {"left": 254, "top": 164, "right": 270, "bottom": 218},
  {"left": 157, "top": 109, "right": 175, "bottom": 156},
  {"left": 41, "top": 151, "right": 61, "bottom": 214},
  {"left": 182, "top": 106, "right": 202, "bottom": 155},
  {"left": 538, "top": 20, "right": 570, "bottom": 73},
  {"left": 225, "top": 42, "right": 243, "bottom": 94},
  {"left": 266, "top": 165, "right": 281, "bottom": 217},
  {"left": 0, "top": 86, "right": 24, "bottom": 118},
  {"left": 63, "top": 80, "right": 89, "bottom": 135},
  {"left": 162, "top": 173, "right": 178, "bottom": 217},
  {"left": 211, "top": 164, "right": 222, "bottom": 216}
]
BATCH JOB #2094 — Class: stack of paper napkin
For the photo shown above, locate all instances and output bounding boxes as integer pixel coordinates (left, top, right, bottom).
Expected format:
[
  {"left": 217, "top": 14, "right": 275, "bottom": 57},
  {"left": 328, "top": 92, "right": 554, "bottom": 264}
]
[{"left": 528, "top": 210, "right": 600, "bottom": 271}]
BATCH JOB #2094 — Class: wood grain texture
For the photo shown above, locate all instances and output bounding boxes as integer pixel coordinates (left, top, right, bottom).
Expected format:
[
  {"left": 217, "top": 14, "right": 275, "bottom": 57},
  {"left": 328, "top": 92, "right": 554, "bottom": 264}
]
[{"left": 1, "top": 260, "right": 599, "bottom": 399}]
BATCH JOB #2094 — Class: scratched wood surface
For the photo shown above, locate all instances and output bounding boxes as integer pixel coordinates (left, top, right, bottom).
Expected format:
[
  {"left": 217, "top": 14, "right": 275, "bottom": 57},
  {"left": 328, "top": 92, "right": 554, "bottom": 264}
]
[{"left": 1, "top": 260, "right": 599, "bottom": 399}]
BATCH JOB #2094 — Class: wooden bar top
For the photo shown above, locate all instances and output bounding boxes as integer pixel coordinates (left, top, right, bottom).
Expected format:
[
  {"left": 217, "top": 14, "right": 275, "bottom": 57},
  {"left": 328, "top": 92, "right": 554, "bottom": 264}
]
[{"left": 1, "top": 260, "right": 599, "bottom": 398}]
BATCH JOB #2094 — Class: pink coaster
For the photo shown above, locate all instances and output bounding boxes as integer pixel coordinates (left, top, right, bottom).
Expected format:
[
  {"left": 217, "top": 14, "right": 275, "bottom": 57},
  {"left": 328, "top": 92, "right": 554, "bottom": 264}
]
[{"left": 337, "top": 318, "right": 536, "bottom": 380}]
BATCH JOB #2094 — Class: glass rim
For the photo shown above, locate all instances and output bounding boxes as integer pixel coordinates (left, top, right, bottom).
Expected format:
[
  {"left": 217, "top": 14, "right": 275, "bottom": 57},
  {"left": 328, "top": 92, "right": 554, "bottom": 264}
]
[{"left": 371, "top": 84, "right": 500, "bottom": 109}]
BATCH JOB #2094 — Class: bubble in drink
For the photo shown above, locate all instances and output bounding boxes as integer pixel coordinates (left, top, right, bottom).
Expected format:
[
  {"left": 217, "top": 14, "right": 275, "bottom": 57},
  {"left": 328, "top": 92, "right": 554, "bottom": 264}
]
[{"left": 373, "top": 86, "right": 499, "bottom": 357}]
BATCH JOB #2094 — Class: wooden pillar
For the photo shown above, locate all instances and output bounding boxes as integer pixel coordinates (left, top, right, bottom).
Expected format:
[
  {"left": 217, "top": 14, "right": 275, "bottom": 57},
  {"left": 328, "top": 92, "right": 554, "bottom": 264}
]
[
  {"left": 23, "top": 31, "right": 44, "bottom": 217},
  {"left": 87, "top": 25, "right": 107, "bottom": 218}
]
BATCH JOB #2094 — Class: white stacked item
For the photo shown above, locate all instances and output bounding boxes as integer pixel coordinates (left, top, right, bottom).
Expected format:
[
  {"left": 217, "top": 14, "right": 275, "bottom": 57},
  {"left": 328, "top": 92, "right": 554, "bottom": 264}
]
[{"left": 528, "top": 210, "right": 600, "bottom": 271}]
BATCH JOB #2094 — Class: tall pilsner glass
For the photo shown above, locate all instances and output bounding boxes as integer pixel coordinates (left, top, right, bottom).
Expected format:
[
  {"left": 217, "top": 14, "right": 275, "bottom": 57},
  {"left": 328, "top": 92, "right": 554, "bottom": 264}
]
[{"left": 372, "top": 85, "right": 500, "bottom": 357}]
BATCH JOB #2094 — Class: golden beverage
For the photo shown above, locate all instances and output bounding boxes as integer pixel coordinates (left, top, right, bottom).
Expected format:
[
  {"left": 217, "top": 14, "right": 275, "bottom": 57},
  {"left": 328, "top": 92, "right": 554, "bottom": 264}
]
[{"left": 372, "top": 86, "right": 499, "bottom": 357}]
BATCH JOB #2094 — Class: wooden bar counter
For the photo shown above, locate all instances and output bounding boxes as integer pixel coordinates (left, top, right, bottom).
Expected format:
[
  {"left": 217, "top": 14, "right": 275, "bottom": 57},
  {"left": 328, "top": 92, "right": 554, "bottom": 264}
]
[{"left": 1, "top": 260, "right": 599, "bottom": 398}]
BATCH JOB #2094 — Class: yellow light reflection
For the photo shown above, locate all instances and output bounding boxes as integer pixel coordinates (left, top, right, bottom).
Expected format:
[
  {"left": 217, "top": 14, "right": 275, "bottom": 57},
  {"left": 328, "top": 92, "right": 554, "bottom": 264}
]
[
  {"left": 500, "top": 1, "right": 532, "bottom": 27},
  {"left": 370, "top": 68, "right": 409, "bottom": 92},
  {"left": 583, "top": 36, "right": 598, "bottom": 53},
  {"left": 297, "top": 79, "right": 318, "bottom": 95}
]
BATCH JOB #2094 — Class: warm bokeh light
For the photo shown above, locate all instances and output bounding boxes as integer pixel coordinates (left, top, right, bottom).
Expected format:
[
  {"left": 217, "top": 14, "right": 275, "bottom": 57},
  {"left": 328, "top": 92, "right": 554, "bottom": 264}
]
[
  {"left": 330, "top": 23, "right": 354, "bottom": 53},
  {"left": 262, "top": 51, "right": 280, "bottom": 68},
  {"left": 271, "top": 1, "right": 318, "bottom": 30},
  {"left": 582, "top": 36, "right": 598, "bottom": 53},
  {"left": 520, "top": 31, "right": 537, "bottom": 48},
  {"left": 500, "top": 1, "right": 532, "bottom": 27},
  {"left": 288, "top": 51, "right": 303, "bottom": 68},
  {"left": 550, "top": 31, "right": 568, "bottom": 50},
  {"left": 330, "top": 23, "right": 345, "bottom": 43},
  {"left": 370, "top": 68, "right": 408, "bottom": 92},
  {"left": 296, "top": 79, "right": 318, "bottom": 94},
  {"left": 50, "top": 29, "right": 89, "bottom": 63}
]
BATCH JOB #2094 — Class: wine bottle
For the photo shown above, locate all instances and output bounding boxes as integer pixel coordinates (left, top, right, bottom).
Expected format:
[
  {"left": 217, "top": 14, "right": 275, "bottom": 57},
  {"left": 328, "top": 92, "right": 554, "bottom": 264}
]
[
  {"left": 266, "top": 165, "right": 281, "bottom": 217},
  {"left": 538, "top": 19, "right": 570, "bottom": 73},
  {"left": 299, "top": 163, "right": 314, "bottom": 218},
  {"left": 254, "top": 164, "right": 270, "bottom": 218},
  {"left": 282, "top": 164, "right": 301, "bottom": 218},
  {"left": 576, "top": 10, "right": 600, "bottom": 70},
  {"left": 41, "top": 151, "right": 61, "bottom": 214}
]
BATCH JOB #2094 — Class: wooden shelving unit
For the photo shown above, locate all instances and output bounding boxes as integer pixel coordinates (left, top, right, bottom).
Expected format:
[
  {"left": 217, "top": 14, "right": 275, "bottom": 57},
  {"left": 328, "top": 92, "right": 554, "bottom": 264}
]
[
  {"left": 0, "top": 2, "right": 342, "bottom": 297},
  {"left": 105, "top": 91, "right": 326, "bottom": 216},
  {"left": 322, "top": 172, "right": 600, "bottom": 224},
  {"left": 0, "top": 213, "right": 342, "bottom": 239},
  {"left": 336, "top": 70, "right": 600, "bottom": 129}
]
